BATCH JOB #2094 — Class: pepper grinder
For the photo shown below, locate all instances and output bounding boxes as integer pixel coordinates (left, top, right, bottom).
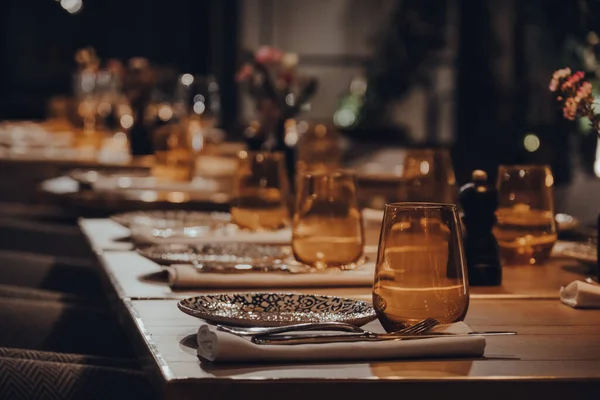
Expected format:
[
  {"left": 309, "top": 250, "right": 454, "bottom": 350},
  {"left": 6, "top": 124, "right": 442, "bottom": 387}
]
[{"left": 458, "top": 170, "right": 502, "bottom": 286}]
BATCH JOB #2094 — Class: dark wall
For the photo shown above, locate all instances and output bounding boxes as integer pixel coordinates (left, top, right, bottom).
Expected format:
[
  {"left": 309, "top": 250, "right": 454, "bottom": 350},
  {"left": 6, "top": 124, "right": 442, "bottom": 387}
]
[{"left": 0, "top": 0, "right": 238, "bottom": 124}]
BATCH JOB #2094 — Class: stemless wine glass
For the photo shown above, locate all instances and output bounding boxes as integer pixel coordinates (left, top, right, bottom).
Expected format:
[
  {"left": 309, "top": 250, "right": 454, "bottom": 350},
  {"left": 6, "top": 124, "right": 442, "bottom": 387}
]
[
  {"left": 355, "top": 148, "right": 456, "bottom": 210},
  {"left": 373, "top": 203, "right": 469, "bottom": 331},
  {"left": 401, "top": 148, "right": 457, "bottom": 204},
  {"left": 292, "top": 170, "right": 364, "bottom": 269},
  {"left": 231, "top": 151, "right": 290, "bottom": 231},
  {"left": 493, "top": 165, "right": 557, "bottom": 265}
]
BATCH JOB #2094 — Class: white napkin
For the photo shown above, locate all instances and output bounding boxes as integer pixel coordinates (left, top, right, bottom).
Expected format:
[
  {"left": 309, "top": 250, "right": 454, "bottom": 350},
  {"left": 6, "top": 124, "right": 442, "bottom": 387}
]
[
  {"left": 130, "top": 225, "right": 292, "bottom": 245},
  {"left": 166, "top": 262, "right": 375, "bottom": 289},
  {"left": 196, "top": 321, "right": 486, "bottom": 363},
  {"left": 560, "top": 280, "right": 600, "bottom": 308}
]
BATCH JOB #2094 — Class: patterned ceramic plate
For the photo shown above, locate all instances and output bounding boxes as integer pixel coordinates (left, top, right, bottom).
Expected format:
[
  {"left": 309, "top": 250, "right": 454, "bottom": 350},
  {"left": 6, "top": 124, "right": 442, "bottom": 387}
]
[
  {"left": 111, "top": 210, "right": 231, "bottom": 229},
  {"left": 137, "top": 243, "right": 291, "bottom": 267},
  {"left": 177, "top": 293, "right": 377, "bottom": 327}
]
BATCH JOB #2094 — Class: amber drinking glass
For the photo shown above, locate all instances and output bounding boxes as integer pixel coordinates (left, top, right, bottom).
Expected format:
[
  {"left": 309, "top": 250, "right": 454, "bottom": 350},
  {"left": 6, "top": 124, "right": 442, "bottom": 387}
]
[
  {"left": 152, "top": 122, "right": 195, "bottom": 181},
  {"left": 292, "top": 170, "right": 364, "bottom": 269},
  {"left": 295, "top": 121, "right": 343, "bottom": 175},
  {"left": 493, "top": 165, "right": 557, "bottom": 265},
  {"left": 373, "top": 203, "right": 469, "bottom": 331},
  {"left": 355, "top": 148, "right": 456, "bottom": 210},
  {"left": 231, "top": 151, "right": 290, "bottom": 231}
]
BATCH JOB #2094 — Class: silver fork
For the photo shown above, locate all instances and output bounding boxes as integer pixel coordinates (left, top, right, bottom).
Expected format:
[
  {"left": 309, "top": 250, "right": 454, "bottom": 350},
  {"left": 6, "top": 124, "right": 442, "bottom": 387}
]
[{"left": 217, "top": 317, "right": 439, "bottom": 337}]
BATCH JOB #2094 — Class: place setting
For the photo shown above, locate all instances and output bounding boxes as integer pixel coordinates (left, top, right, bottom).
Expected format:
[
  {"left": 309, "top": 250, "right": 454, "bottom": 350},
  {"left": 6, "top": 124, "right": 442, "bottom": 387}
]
[
  {"left": 176, "top": 203, "right": 517, "bottom": 364},
  {"left": 112, "top": 155, "right": 379, "bottom": 289}
]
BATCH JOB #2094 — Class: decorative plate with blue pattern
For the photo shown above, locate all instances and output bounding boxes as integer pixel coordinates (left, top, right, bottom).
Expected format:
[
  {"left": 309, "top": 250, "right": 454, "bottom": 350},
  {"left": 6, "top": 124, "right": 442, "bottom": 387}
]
[{"left": 177, "top": 293, "right": 377, "bottom": 327}]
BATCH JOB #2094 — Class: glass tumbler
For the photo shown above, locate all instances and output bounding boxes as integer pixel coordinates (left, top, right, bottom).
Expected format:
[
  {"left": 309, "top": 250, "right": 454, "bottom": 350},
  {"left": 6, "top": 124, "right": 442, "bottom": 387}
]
[
  {"left": 231, "top": 151, "right": 290, "bottom": 231},
  {"left": 493, "top": 165, "right": 557, "bottom": 265},
  {"left": 292, "top": 170, "right": 364, "bottom": 269},
  {"left": 373, "top": 203, "right": 469, "bottom": 331}
]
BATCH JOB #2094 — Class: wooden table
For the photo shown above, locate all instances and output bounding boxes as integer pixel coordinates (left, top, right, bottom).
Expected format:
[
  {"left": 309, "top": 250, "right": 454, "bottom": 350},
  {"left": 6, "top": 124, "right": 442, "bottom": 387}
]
[{"left": 78, "top": 218, "right": 600, "bottom": 399}]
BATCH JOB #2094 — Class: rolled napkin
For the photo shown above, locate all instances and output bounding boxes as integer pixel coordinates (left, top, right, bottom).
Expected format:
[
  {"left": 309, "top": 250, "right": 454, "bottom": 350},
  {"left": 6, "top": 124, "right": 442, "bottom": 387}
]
[
  {"left": 560, "top": 280, "right": 600, "bottom": 308},
  {"left": 196, "top": 322, "right": 486, "bottom": 363},
  {"left": 166, "top": 262, "right": 375, "bottom": 289}
]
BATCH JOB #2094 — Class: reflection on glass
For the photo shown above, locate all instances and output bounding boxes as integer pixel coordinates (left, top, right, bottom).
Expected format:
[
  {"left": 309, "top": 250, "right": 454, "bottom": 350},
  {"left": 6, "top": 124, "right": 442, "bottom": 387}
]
[
  {"left": 152, "top": 123, "right": 195, "bottom": 181},
  {"left": 493, "top": 165, "right": 557, "bottom": 265},
  {"left": 292, "top": 170, "right": 364, "bottom": 269},
  {"left": 295, "top": 121, "right": 343, "bottom": 175},
  {"left": 401, "top": 149, "right": 456, "bottom": 203},
  {"left": 231, "top": 151, "right": 290, "bottom": 231},
  {"left": 356, "top": 148, "right": 456, "bottom": 210},
  {"left": 151, "top": 73, "right": 222, "bottom": 182},
  {"left": 373, "top": 203, "right": 469, "bottom": 331}
]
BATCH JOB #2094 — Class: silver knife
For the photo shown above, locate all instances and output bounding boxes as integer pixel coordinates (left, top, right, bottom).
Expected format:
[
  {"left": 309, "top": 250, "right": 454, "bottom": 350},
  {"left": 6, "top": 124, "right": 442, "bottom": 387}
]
[{"left": 252, "top": 331, "right": 516, "bottom": 345}]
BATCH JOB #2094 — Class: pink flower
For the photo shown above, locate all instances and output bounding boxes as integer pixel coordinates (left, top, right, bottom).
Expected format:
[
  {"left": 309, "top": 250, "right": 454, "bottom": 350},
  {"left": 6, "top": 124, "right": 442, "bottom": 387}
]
[
  {"left": 255, "top": 46, "right": 284, "bottom": 65},
  {"left": 560, "top": 71, "right": 585, "bottom": 92},
  {"left": 549, "top": 68, "right": 571, "bottom": 92},
  {"left": 575, "top": 81, "right": 593, "bottom": 102},
  {"left": 235, "top": 64, "right": 254, "bottom": 82},
  {"left": 563, "top": 97, "right": 579, "bottom": 120}
]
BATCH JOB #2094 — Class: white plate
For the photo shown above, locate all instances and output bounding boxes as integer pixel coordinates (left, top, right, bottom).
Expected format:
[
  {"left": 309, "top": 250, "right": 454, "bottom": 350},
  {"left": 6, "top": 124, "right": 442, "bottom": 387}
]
[
  {"left": 177, "top": 293, "right": 377, "bottom": 327},
  {"left": 561, "top": 242, "right": 597, "bottom": 264},
  {"left": 111, "top": 210, "right": 231, "bottom": 229},
  {"left": 92, "top": 175, "right": 221, "bottom": 192},
  {"left": 68, "top": 169, "right": 149, "bottom": 186},
  {"left": 114, "top": 210, "right": 292, "bottom": 245}
]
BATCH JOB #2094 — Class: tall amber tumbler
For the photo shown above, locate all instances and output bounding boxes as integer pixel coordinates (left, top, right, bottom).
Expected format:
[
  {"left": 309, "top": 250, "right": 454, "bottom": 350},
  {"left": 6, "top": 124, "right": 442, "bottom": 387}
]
[
  {"left": 373, "top": 203, "right": 469, "bottom": 331},
  {"left": 292, "top": 170, "right": 364, "bottom": 269},
  {"left": 231, "top": 151, "right": 290, "bottom": 231},
  {"left": 493, "top": 165, "right": 557, "bottom": 265}
]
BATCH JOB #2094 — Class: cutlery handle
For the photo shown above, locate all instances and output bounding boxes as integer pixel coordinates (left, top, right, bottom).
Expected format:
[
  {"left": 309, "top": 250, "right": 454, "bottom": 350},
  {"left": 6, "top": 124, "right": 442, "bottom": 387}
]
[
  {"left": 252, "top": 334, "right": 438, "bottom": 345},
  {"left": 218, "top": 322, "right": 365, "bottom": 336},
  {"left": 252, "top": 331, "right": 517, "bottom": 345}
]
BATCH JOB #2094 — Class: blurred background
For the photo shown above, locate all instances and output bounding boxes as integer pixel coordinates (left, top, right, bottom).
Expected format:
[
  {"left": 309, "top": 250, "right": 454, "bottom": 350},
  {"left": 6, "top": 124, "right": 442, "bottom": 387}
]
[{"left": 3, "top": 0, "right": 600, "bottom": 223}]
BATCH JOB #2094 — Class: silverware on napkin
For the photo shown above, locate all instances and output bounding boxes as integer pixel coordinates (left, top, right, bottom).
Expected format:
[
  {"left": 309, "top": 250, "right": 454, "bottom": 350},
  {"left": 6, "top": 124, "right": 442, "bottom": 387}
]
[
  {"left": 191, "top": 261, "right": 313, "bottom": 274},
  {"left": 251, "top": 331, "right": 517, "bottom": 345},
  {"left": 217, "top": 317, "right": 438, "bottom": 337}
]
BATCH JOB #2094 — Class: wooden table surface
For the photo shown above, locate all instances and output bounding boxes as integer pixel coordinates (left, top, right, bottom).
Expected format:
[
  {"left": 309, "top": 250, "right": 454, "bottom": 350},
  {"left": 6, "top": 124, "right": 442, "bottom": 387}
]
[
  {"left": 122, "top": 298, "right": 600, "bottom": 399},
  {"left": 79, "top": 218, "right": 592, "bottom": 301},
  {"left": 78, "top": 218, "right": 600, "bottom": 399}
]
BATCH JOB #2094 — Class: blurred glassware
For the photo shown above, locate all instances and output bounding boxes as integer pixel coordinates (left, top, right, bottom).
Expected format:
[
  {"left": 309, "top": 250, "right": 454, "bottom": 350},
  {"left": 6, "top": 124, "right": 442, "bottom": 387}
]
[
  {"left": 73, "top": 50, "right": 101, "bottom": 150},
  {"left": 151, "top": 73, "right": 223, "bottom": 181},
  {"left": 493, "top": 165, "right": 557, "bottom": 265},
  {"left": 373, "top": 203, "right": 469, "bottom": 331},
  {"left": 43, "top": 96, "right": 74, "bottom": 134},
  {"left": 402, "top": 149, "right": 456, "bottom": 203},
  {"left": 231, "top": 151, "right": 290, "bottom": 231},
  {"left": 185, "top": 74, "right": 226, "bottom": 161},
  {"left": 292, "top": 170, "right": 364, "bottom": 269},
  {"left": 354, "top": 148, "right": 456, "bottom": 209},
  {"left": 151, "top": 122, "right": 195, "bottom": 181},
  {"left": 295, "top": 120, "right": 343, "bottom": 176},
  {"left": 122, "top": 57, "right": 156, "bottom": 155},
  {"left": 72, "top": 50, "right": 130, "bottom": 152}
]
